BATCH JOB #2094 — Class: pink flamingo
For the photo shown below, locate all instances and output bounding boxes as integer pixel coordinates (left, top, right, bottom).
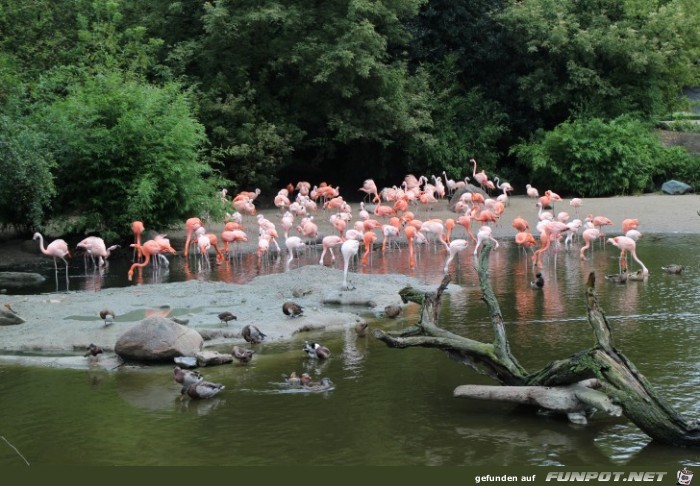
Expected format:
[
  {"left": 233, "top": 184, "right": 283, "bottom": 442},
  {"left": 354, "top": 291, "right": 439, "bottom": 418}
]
[
  {"left": 470, "top": 158, "right": 489, "bottom": 191},
  {"left": 526, "top": 184, "right": 539, "bottom": 199},
  {"left": 183, "top": 217, "right": 203, "bottom": 258},
  {"left": 319, "top": 235, "right": 344, "bottom": 265},
  {"left": 33, "top": 232, "right": 71, "bottom": 276},
  {"left": 443, "top": 239, "right": 470, "bottom": 272},
  {"left": 404, "top": 225, "right": 417, "bottom": 268},
  {"left": 128, "top": 240, "right": 174, "bottom": 280},
  {"left": 285, "top": 236, "right": 306, "bottom": 268},
  {"left": 622, "top": 218, "right": 640, "bottom": 234},
  {"left": 221, "top": 229, "right": 248, "bottom": 258},
  {"left": 359, "top": 179, "right": 380, "bottom": 204},
  {"left": 341, "top": 239, "right": 361, "bottom": 289},
  {"left": 473, "top": 226, "right": 499, "bottom": 255},
  {"left": 131, "top": 221, "right": 144, "bottom": 262},
  {"left": 579, "top": 228, "right": 602, "bottom": 260},
  {"left": 361, "top": 231, "right": 377, "bottom": 266},
  {"left": 607, "top": 236, "right": 648, "bottom": 276}
]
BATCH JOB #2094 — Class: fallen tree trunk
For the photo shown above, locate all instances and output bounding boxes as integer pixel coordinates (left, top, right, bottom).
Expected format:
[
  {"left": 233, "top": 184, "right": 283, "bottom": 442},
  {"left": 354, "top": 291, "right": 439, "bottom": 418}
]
[{"left": 374, "top": 242, "right": 700, "bottom": 446}]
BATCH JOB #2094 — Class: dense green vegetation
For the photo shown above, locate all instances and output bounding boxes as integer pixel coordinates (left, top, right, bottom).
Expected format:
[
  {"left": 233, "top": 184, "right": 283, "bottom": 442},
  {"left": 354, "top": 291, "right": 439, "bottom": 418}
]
[{"left": 1, "top": 0, "right": 699, "bottom": 237}]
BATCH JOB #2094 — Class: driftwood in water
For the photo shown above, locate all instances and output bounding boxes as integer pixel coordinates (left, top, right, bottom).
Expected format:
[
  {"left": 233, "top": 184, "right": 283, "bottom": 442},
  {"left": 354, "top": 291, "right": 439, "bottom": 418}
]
[{"left": 374, "top": 242, "right": 700, "bottom": 446}]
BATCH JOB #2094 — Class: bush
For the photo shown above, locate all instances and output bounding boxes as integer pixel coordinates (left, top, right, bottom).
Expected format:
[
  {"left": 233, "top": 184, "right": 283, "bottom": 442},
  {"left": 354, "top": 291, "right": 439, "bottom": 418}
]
[
  {"left": 35, "top": 70, "right": 227, "bottom": 241},
  {"left": 0, "top": 115, "right": 56, "bottom": 233},
  {"left": 511, "top": 116, "right": 694, "bottom": 197}
]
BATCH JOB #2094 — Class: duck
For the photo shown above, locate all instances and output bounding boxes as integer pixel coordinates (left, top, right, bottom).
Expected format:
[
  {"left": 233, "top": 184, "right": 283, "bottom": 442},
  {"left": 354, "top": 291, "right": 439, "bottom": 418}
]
[
  {"left": 605, "top": 272, "right": 628, "bottom": 284},
  {"left": 303, "top": 341, "right": 331, "bottom": 359},
  {"left": 99, "top": 309, "right": 116, "bottom": 326},
  {"left": 530, "top": 272, "right": 544, "bottom": 289},
  {"left": 383, "top": 304, "right": 401, "bottom": 318},
  {"left": 242, "top": 324, "right": 267, "bottom": 344},
  {"left": 354, "top": 321, "right": 369, "bottom": 336},
  {"left": 661, "top": 264, "right": 684, "bottom": 275},
  {"left": 173, "top": 366, "right": 203, "bottom": 387},
  {"left": 282, "top": 301, "right": 304, "bottom": 318},
  {"left": 182, "top": 380, "right": 225, "bottom": 399},
  {"left": 218, "top": 311, "right": 237, "bottom": 326},
  {"left": 282, "top": 371, "right": 302, "bottom": 386},
  {"left": 302, "top": 377, "right": 335, "bottom": 392},
  {"left": 84, "top": 343, "right": 104, "bottom": 358},
  {"left": 627, "top": 269, "right": 648, "bottom": 281},
  {"left": 231, "top": 345, "right": 255, "bottom": 364}
]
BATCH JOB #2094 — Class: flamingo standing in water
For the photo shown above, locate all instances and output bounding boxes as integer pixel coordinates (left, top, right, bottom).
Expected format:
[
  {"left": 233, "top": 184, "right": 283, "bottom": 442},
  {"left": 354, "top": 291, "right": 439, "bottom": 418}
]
[
  {"left": 128, "top": 240, "right": 175, "bottom": 281},
  {"left": 443, "top": 239, "right": 469, "bottom": 273},
  {"left": 473, "top": 226, "right": 499, "bottom": 255},
  {"left": 579, "top": 228, "right": 601, "bottom": 260},
  {"left": 183, "top": 217, "right": 203, "bottom": 258},
  {"left": 607, "top": 235, "right": 648, "bottom": 276},
  {"left": 319, "top": 235, "right": 344, "bottom": 265},
  {"left": 341, "top": 239, "right": 360, "bottom": 289},
  {"left": 359, "top": 179, "right": 380, "bottom": 204},
  {"left": 285, "top": 236, "right": 306, "bottom": 268},
  {"left": 33, "top": 233, "right": 71, "bottom": 282},
  {"left": 131, "top": 221, "right": 144, "bottom": 262}
]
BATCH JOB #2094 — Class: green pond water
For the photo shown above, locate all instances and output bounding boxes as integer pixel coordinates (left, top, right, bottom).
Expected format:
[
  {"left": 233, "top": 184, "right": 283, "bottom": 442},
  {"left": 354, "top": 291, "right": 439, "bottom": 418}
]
[{"left": 1, "top": 234, "right": 699, "bottom": 466}]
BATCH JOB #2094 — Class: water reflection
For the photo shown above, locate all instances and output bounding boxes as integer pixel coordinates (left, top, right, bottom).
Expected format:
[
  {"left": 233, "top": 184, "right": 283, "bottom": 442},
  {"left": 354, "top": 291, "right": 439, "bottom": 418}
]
[{"left": 1, "top": 234, "right": 699, "bottom": 466}]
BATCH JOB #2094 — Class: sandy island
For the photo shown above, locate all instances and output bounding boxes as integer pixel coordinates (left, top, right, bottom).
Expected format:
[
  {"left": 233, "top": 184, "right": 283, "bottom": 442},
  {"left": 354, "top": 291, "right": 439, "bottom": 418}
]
[{"left": 0, "top": 193, "right": 698, "bottom": 368}]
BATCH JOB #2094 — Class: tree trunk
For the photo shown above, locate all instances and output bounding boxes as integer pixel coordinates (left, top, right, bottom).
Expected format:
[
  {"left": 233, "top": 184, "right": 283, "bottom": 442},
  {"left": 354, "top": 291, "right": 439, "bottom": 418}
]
[{"left": 374, "top": 242, "right": 700, "bottom": 446}]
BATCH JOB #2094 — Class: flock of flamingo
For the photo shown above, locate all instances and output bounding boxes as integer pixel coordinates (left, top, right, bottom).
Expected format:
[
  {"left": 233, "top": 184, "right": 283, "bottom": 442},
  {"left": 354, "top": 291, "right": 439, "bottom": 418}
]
[{"left": 32, "top": 158, "right": 662, "bottom": 288}]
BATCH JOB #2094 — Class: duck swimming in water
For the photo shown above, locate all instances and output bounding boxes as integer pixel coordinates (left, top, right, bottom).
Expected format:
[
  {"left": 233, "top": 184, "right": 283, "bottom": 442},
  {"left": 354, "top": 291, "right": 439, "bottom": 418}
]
[
  {"left": 661, "top": 264, "right": 684, "bottom": 274},
  {"left": 232, "top": 345, "right": 255, "bottom": 364},
  {"left": 303, "top": 341, "right": 331, "bottom": 359},
  {"left": 530, "top": 272, "right": 544, "bottom": 289},
  {"left": 182, "top": 380, "right": 225, "bottom": 399}
]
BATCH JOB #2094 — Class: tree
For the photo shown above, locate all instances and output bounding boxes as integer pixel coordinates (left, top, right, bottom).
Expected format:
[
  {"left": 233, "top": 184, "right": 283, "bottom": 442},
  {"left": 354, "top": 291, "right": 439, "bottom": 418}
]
[
  {"left": 375, "top": 243, "right": 700, "bottom": 446},
  {"left": 510, "top": 115, "right": 698, "bottom": 196},
  {"left": 497, "top": 0, "right": 700, "bottom": 125},
  {"left": 35, "top": 70, "right": 226, "bottom": 241}
]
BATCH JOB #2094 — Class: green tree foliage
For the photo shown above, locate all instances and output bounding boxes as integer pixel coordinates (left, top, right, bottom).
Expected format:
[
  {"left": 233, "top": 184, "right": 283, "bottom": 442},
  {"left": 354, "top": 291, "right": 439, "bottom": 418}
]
[
  {"left": 35, "top": 71, "right": 225, "bottom": 240},
  {"left": 498, "top": 0, "right": 700, "bottom": 125},
  {"left": 150, "top": 0, "right": 433, "bottom": 191},
  {"left": 0, "top": 115, "right": 57, "bottom": 233},
  {"left": 511, "top": 116, "right": 698, "bottom": 196}
]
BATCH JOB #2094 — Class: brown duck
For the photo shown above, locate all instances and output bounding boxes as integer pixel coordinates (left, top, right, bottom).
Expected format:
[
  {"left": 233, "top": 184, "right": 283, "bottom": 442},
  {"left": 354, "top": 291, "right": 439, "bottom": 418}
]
[
  {"left": 218, "top": 311, "right": 237, "bottom": 326},
  {"left": 232, "top": 345, "right": 255, "bottom": 364},
  {"left": 282, "top": 301, "right": 304, "bottom": 318}
]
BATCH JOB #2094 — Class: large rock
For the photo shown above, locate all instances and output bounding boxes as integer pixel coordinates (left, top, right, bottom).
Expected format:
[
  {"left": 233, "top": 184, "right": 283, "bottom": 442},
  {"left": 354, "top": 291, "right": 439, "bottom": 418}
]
[
  {"left": 0, "top": 272, "right": 46, "bottom": 288},
  {"left": 115, "top": 317, "right": 204, "bottom": 363},
  {"left": 661, "top": 180, "right": 692, "bottom": 195},
  {"left": 0, "top": 307, "right": 25, "bottom": 326}
]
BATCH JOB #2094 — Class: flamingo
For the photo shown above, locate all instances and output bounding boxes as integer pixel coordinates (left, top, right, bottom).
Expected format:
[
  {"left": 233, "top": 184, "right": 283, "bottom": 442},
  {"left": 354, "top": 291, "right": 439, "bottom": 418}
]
[
  {"left": 404, "top": 225, "right": 417, "bottom": 268},
  {"left": 359, "top": 179, "right": 380, "bottom": 204},
  {"left": 341, "top": 239, "right": 360, "bottom": 289},
  {"left": 183, "top": 217, "right": 203, "bottom": 258},
  {"left": 579, "top": 228, "right": 601, "bottom": 260},
  {"left": 607, "top": 236, "right": 648, "bottom": 276},
  {"left": 470, "top": 158, "right": 489, "bottom": 191},
  {"left": 128, "top": 240, "right": 174, "bottom": 280},
  {"left": 569, "top": 198, "right": 583, "bottom": 216},
  {"left": 33, "top": 232, "right": 71, "bottom": 278},
  {"left": 285, "top": 236, "right": 305, "bottom": 268},
  {"left": 319, "top": 235, "right": 344, "bottom": 265},
  {"left": 622, "top": 218, "right": 640, "bottom": 234},
  {"left": 473, "top": 226, "right": 499, "bottom": 255},
  {"left": 221, "top": 229, "right": 248, "bottom": 258},
  {"left": 526, "top": 184, "right": 540, "bottom": 199},
  {"left": 443, "top": 239, "right": 469, "bottom": 273},
  {"left": 361, "top": 231, "right": 377, "bottom": 266},
  {"left": 131, "top": 221, "right": 144, "bottom": 262}
]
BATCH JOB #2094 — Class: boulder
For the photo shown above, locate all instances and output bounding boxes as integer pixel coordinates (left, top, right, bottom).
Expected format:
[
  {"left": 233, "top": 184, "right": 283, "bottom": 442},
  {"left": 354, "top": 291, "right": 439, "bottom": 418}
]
[
  {"left": 0, "top": 307, "right": 25, "bottom": 326},
  {"left": 115, "top": 316, "right": 203, "bottom": 363},
  {"left": 661, "top": 180, "right": 692, "bottom": 195},
  {"left": 195, "top": 350, "right": 234, "bottom": 367},
  {"left": 0, "top": 272, "right": 46, "bottom": 288}
]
